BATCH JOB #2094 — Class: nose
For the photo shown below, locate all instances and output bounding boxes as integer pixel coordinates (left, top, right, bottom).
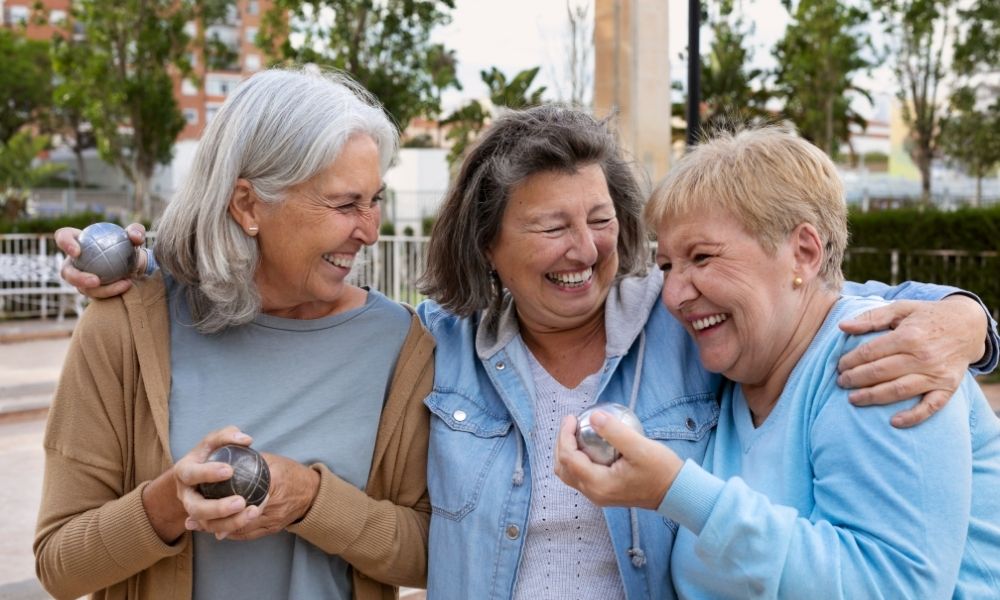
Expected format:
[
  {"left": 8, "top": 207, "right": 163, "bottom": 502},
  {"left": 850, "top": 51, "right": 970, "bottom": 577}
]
[
  {"left": 566, "top": 224, "right": 599, "bottom": 265},
  {"left": 661, "top": 266, "right": 697, "bottom": 312},
  {"left": 353, "top": 204, "right": 380, "bottom": 246}
]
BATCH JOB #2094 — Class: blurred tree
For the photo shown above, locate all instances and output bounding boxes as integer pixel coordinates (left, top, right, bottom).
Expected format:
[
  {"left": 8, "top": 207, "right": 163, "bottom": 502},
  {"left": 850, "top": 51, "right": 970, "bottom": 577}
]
[
  {"left": 701, "top": 16, "right": 772, "bottom": 133},
  {"left": 0, "top": 132, "right": 65, "bottom": 220},
  {"left": 940, "top": 89, "right": 1000, "bottom": 206},
  {"left": 259, "top": 0, "right": 459, "bottom": 131},
  {"left": 952, "top": 0, "right": 999, "bottom": 75},
  {"left": 50, "top": 36, "right": 94, "bottom": 188},
  {"left": 774, "top": 0, "right": 873, "bottom": 158},
  {"left": 0, "top": 30, "right": 52, "bottom": 143},
  {"left": 872, "top": 0, "right": 958, "bottom": 203},
  {"left": 51, "top": 0, "right": 195, "bottom": 219},
  {"left": 441, "top": 66, "right": 547, "bottom": 166}
]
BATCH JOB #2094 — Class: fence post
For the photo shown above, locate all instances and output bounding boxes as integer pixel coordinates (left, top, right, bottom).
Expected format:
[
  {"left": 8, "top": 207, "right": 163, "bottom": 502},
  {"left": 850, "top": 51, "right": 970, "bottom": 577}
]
[
  {"left": 392, "top": 237, "right": 401, "bottom": 301},
  {"left": 890, "top": 250, "right": 899, "bottom": 286},
  {"left": 39, "top": 236, "right": 49, "bottom": 319}
]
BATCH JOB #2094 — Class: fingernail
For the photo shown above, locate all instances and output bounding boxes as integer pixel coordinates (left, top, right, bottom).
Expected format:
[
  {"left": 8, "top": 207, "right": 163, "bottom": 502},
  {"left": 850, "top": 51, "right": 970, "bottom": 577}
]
[
  {"left": 247, "top": 506, "right": 260, "bottom": 520},
  {"left": 216, "top": 466, "right": 232, "bottom": 477},
  {"left": 836, "top": 374, "right": 847, "bottom": 387},
  {"left": 233, "top": 432, "right": 252, "bottom": 443},
  {"left": 185, "top": 518, "right": 198, "bottom": 530},
  {"left": 591, "top": 411, "right": 609, "bottom": 426},
  {"left": 216, "top": 532, "right": 229, "bottom": 541}
]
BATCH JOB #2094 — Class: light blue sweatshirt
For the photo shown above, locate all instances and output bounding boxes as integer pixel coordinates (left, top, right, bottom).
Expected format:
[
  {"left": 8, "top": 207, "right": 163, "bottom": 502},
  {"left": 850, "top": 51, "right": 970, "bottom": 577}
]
[{"left": 659, "top": 295, "right": 1000, "bottom": 599}]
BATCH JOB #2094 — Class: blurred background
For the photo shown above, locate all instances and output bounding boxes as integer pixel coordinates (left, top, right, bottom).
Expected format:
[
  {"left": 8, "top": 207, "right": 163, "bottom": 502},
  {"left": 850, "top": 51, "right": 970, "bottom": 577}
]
[{"left": 0, "top": 0, "right": 998, "bottom": 597}]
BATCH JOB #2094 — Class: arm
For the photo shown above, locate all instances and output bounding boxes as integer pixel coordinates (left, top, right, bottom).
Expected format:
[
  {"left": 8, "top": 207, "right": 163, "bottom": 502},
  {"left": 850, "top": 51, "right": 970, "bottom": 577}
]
[
  {"left": 33, "top": 298, "right": 183, "bottom": 599},
  {"left": 838, "top": 280, "right": 997, "bottom": 427},
  {"left": 555, "top": 371, "right": 973, "bottom": 598},
  {"left": 287, "top": 317, "right": 434, "bottom": 587}
]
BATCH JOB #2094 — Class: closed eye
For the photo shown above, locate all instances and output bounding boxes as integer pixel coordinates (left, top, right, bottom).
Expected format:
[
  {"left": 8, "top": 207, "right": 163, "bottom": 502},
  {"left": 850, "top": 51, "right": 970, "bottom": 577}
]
[{"left": 658, "top": 261, "right": 672, "bottom": 272}]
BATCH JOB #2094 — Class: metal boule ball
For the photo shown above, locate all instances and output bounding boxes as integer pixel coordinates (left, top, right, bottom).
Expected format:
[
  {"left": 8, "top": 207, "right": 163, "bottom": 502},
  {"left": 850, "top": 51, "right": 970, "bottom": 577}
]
[
  {"left": 198, "top": 444, "right": 271, "bottom": 507},
  {"left": 575, "top": 402, "right": 645, "bottom": 466},
  {"left": 72, "top": 222, "right": 137, "bottom": 285}
]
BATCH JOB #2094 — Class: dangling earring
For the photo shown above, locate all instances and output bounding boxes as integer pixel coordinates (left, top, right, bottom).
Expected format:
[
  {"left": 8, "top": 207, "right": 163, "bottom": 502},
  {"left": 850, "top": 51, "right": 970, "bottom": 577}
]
[{"left": 793, "top": 276, "right": 803, "bottom": 289}]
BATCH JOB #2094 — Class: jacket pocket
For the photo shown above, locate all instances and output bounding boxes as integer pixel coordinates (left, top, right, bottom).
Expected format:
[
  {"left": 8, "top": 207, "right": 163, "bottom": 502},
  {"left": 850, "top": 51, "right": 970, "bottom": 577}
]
[
  {"left": 642, "top": 393, "right": 719, "bottom": 461},
  {"left": 425, "top": 390, "right": 512, "bottom": 521}
]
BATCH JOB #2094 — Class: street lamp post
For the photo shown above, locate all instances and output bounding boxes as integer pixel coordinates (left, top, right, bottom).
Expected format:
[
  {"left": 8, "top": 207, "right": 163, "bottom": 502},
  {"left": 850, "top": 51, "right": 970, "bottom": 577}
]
[{"left": 686, "top": 0, "right": 701, "bottom": 148}]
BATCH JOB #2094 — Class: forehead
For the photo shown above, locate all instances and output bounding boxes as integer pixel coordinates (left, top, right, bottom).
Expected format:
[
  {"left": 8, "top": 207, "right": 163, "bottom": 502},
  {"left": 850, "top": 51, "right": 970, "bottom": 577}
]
[
  {"left": 505, "top": 163, "right": 613, "bottom": 218},
  {"left": 657, "top": 207, "right": 743, "bottom": 247}
]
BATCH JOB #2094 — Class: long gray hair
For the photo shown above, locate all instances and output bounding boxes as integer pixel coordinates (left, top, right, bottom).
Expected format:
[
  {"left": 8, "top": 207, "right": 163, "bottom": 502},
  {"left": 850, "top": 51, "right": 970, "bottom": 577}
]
[{"left": 155, "top": 67, "right": 398, "bottom": 333}]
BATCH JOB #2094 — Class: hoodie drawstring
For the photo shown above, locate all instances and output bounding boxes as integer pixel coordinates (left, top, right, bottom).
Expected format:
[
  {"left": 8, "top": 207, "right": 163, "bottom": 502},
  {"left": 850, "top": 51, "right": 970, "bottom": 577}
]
[{"left": 627, "top": 330, "right": 647, "bottom": 568}]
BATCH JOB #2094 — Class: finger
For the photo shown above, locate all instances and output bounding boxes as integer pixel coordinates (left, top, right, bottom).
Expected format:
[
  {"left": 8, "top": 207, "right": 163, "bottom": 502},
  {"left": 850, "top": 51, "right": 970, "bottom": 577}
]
[
  {"left": 182, "top": 491, "right": 246, "bottom": 523},
  {"left": 890, "top": 390, "right": 951, "bottom": 429},
  {"left": 60, "top": 259, "right": 101, "bottom": 289},
  {"left": 553, "top": 416, "right": 578, "bottom": 470},
  {"left": 838, "top": 327, "right": 914, "bottom": 374},
  {"left": 193, "top": 427, "right": 253, "bottom": 461},
  {"left": 837, "top": 354, "right": 912, "bottom": 391},
  {"left": 174, "top": 459, "right": 233, "bottom": 488},
  {"left": 54, "top": 227, "right": 82, "bottom": 257},
  {"left": 837, "top": 302, "right": 916, "bottom": 335},
  {"left": 124, "top": 223, "right": 147, "bottom": 245},
  {"left": 87, "top": 279, "right": 135, "bottom": 299},
  {"left": 588, "top": 411, "right": 646, "bottom": 457},
  {"left": 845, "top": 373, "right": 924, "bottom": 406}
]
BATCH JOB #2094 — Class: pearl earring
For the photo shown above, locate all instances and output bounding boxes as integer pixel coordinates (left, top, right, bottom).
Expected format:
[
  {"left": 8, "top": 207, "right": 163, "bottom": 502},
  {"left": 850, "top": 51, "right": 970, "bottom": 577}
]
[{"left": 793, "top": 276, "right": 803, "bottom": 288}]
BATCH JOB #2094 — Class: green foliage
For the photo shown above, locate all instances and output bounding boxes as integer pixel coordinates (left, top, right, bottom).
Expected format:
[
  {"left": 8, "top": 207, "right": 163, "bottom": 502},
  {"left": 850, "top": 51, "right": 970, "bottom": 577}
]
[
  {"left": 940, "top": 88, "right": 1000, "bottom": 203},
  {"left": 846, "top": 206, "right": 1000, "bottom": 316},
  {"left": 0, "top": 30, "right": 53, "bottom": 143},
  {"left": 259, "top": 0, "right": 459, "bottom": 131},
  {"left": 953, "top": 0, "right": 999, "bottom": 74},
  {"left": 421, "top": 215, "right": 436, "bottom": 236},
  {"left": 0, "top": 211, "right": 114, "bottom": 235},
  {"left": 0, "top": 132, "right": 65, "bottom": 220},
  {"left": 52, "top": 0, "right": 194, "bottom": 218},
  {"left": 379, "top": 221, "right": 396, "bottom": 235},
  {"left": 871, "top": 0, "right": 957, "bottom": 200},
  {"left": 442, "top": 66, "right": 547, "bottom": 166},
  {"left": 699, "top": 16, "right": 772, "bottom": 133},
  {"left": 774, "top": 0, "right": 873, "bottom": 157}
]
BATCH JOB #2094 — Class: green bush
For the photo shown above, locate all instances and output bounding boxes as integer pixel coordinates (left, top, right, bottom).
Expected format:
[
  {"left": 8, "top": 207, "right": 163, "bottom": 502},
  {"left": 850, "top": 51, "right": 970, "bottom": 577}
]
[{"left": 0, "top": 211, "right": 118, "bottom": 235}]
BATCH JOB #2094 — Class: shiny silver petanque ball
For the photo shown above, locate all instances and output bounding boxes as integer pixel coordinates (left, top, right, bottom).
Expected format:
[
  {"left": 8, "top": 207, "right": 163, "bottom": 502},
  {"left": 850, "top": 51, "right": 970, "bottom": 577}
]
[
  {"left": 575, "top": 402, "right": 645, "bottom": 466},
  {"left": 72, "top": 222, "right": 137, "bottom": 285},
  {"left": 198, "top": 444, "right": 271, "bottom": 507}
]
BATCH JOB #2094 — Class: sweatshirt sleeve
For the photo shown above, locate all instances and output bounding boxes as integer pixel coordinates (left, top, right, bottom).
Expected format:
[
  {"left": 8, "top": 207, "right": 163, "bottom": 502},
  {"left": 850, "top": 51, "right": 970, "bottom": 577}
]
[
  {"left": 288, "top": 319, "right": 434, "bottom": 588},
  {"left": 657, "top": 347, "right": 973, "bottom": 598},
  {"left": 843, "top": 279, "right": 998, "bottom": 373},
  {"left": 33, "top": 297, "right": 184, "bottom": 600}
]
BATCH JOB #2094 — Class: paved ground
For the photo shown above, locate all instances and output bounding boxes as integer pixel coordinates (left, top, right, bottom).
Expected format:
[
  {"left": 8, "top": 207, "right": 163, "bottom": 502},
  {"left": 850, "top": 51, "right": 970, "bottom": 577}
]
[{"left": 0, "top": 316, "right": 997, "bottom": 600}]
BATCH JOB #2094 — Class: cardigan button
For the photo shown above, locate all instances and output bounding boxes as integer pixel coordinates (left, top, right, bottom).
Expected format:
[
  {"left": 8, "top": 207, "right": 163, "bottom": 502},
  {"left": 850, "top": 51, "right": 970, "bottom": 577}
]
[{"left": 505, "top": 524, "right": 520, "bottom": 539}]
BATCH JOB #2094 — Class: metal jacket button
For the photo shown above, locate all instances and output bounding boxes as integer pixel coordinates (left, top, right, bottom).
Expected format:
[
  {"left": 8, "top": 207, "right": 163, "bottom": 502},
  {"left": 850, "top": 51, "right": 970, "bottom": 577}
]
[
  {"left": 505, "top": 524, "right": 520, "bottom": 539},
  {"left": 685, "top": 417, "right": 696, "bottom": 431},
  {"left": 453, "top": 410, "right": 467, "bottom": 422},
  {"left": 496, "top": 361, "right": 506, "bottom": 370}
]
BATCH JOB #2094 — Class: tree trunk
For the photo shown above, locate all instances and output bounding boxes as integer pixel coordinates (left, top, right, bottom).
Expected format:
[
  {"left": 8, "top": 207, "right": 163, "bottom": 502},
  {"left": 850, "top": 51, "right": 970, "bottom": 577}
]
[
  {"left": 74, "top": 146, "right": 87, "bottom": 189},
  {"left": 975, "top": 173, "right": 982, "bottom": 208}
]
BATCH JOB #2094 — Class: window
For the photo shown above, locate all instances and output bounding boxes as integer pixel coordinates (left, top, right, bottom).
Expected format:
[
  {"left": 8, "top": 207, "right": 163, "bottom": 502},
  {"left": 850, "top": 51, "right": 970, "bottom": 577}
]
[
  {"left": 183, "top": 109, "right": 199, "bottom": 125},
  {"left": 181, "top": 79, "right": 199, "bottom": 96},
  {"left": 245, "top": 27, "right": 258, "bottom": 44},
  {"left": 244, "top": 54, "right": 261, "bottom": 72},
  {"left": 247, "top": 1, "right": 259, "bottom": 16},
  {"left": 8, "top": 6, "right": 30, "bottom": 23},
  {"left": 50, "top": 9, "right": 67, "bottom": 24}
]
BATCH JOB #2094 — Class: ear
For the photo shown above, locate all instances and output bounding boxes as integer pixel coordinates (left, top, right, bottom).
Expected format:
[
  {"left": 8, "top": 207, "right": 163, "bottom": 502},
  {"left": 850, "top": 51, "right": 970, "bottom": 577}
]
[
  {"left": 790, "top": 223, "right": 824, "bottom": 281},
  {"left": 227, "top": 179, "right": 261, "bottom": 234}
]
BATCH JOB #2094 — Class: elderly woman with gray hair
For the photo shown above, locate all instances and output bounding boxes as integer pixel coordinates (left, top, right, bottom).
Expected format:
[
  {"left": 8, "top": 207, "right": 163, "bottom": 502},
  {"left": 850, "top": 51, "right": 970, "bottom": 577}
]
[
  {"left": 35, "top": 69, "right": 435, "bottom": 600},
  {"left": 554, "top": 126, "right": 1000, "bottom": 598}
]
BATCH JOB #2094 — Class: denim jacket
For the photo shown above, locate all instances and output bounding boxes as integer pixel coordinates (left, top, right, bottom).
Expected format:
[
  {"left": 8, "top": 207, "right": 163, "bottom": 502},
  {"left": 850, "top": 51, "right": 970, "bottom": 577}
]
[
  {"left": 416, "top": 272, "right": 998, "bottom": 600},
  {"left": 417, "top": 270, "right": 720, "bottom": 600}
]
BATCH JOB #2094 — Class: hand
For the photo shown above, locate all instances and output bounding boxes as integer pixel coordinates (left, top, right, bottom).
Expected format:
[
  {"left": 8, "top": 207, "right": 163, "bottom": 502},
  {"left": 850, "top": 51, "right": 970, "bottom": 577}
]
[
  {"left": 837, "top": 296, "right": 987, "bottom": 428},
  {"left": 227, "top": 453, "right": 320, "bottom": 541},
  {"left": 553, "top": 411, "right": 682, "bottom": 510},
  {"left": 173, "top": 427, "right": 264, "bottom": 540},
  {"left": 55, "top": 222, "right": 146, "bottom": 298}
]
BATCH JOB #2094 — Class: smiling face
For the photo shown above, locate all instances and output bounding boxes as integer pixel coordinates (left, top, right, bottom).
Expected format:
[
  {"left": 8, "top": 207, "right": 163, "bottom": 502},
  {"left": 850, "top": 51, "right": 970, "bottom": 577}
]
[
  {"left": 655, "top": 208, "right": 804, "bottom": 385},
  {"left": 250, "top": 134, "right": 384, "bottom": 319},
  {"left": 487, "top": 163, "right": 620, "bottom": 334}
]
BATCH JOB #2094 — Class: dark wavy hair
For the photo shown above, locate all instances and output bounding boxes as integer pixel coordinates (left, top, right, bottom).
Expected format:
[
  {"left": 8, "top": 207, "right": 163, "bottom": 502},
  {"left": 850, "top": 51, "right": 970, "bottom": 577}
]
[{"left": 418, "top": 105, "right": 648, "bottom": 317}]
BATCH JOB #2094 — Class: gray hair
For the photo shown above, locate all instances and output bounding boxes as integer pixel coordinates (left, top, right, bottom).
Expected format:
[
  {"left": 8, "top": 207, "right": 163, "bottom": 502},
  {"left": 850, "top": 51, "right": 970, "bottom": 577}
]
[
  {"left": 418, "top": 105, "right": 648, "bottom": 318},
  {"left": 155, "top": 67, "right": 398, "bottom": 333}
]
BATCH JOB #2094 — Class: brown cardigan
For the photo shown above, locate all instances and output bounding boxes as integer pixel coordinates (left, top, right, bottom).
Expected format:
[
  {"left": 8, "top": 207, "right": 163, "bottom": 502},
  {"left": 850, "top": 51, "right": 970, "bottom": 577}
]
[{"left": 34, "top": 274, "right": 435, "bottom": 600}]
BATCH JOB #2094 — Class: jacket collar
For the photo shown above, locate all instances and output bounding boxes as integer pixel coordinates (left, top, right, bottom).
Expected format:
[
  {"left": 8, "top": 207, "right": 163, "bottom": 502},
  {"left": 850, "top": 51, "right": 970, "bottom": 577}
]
[{"left": 474, "top": 268, "right": 664, "bottom": 360}]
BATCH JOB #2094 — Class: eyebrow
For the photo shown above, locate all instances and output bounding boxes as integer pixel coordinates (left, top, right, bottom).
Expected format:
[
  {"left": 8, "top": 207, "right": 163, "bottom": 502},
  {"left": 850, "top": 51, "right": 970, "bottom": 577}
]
[{"left": 324, "top": 184, "right": 386, "bottom": 202}]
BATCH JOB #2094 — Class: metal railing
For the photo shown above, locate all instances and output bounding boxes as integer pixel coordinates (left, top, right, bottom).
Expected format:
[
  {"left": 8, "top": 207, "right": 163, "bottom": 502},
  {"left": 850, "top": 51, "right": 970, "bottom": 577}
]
[{"left": 1, "top": 233, "right": 996, "bottom": 320}]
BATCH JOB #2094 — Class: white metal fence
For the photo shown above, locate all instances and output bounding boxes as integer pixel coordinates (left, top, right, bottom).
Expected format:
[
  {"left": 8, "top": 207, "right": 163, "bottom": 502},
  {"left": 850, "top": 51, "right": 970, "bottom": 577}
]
[{"left": 0, "top": 233, "right": 996, "bottom": 320}]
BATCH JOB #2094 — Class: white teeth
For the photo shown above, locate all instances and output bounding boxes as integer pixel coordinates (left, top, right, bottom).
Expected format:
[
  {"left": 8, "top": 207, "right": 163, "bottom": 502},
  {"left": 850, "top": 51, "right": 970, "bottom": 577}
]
[
  {"left": 692, "top": 313, "right": 728, "bottom": 331},
  {"left": 322, "top": 253, "right": 354, "bottom": 268},
  {"left": 548, "top": 267, "right": 593, "bottom": 286}
]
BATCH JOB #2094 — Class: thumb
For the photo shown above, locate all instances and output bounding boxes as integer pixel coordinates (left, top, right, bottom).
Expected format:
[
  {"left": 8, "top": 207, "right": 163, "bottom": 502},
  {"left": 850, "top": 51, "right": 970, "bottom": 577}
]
[{"left": 589, "top": 411, "right": 645, "bottom": 457}]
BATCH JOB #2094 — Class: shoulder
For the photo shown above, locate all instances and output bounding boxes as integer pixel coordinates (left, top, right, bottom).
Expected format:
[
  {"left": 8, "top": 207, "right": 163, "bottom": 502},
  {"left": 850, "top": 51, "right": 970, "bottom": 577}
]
[
  {"left": 416, "top": 299, "right": 474, "bottom": 338},
  {"left": 364, "top": 289, "right": 413, "bottom": 330}
]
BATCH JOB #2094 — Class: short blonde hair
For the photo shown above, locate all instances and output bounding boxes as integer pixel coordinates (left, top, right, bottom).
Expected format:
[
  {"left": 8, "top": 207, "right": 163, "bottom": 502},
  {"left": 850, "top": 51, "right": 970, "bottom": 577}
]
[{"left": 645, "top": 126, "right": 848, "bottom": 289}]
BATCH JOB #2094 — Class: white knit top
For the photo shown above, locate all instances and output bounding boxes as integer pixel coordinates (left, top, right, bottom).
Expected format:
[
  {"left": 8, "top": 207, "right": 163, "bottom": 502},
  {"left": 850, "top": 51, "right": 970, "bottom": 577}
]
[{"left": 511, "top": 350, "right": 626, "bottom": 600}]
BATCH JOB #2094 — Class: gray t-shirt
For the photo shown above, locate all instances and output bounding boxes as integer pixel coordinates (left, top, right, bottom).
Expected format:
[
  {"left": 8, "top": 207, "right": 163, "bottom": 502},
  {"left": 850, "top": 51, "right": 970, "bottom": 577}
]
[{"left": 165, "top": 276, "right": 410, "bottom": 599}]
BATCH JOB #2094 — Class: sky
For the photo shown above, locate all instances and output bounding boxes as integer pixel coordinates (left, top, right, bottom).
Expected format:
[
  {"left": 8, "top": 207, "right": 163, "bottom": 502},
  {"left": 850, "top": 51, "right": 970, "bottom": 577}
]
[{"left": 434, "top": 0, "right": 892, "bottom": 121}]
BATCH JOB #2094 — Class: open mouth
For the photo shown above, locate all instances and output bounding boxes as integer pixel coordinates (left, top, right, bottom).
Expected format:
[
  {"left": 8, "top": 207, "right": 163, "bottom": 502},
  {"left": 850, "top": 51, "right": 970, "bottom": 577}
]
[
  {"left": 321, "top": 253, "right": 354, "bottom": 269},
  {"left": 692, "top": 313, "right": 729, "bottom": 331},
  {"left": 546, "top": 267, "right": 593, "bottom": 288}
]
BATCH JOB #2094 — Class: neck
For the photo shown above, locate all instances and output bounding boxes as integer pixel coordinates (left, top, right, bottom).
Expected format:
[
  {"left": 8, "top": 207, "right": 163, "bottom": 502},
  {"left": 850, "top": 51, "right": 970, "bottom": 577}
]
[
  {"left": 259, "top": 285, "right": 367, "bottom": 320},
  {"left": 741, "top": 289, "right": 839, "bottom": 427},
  {"left": 518, "top": 307, "right": 607, "bottom": 389}
]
